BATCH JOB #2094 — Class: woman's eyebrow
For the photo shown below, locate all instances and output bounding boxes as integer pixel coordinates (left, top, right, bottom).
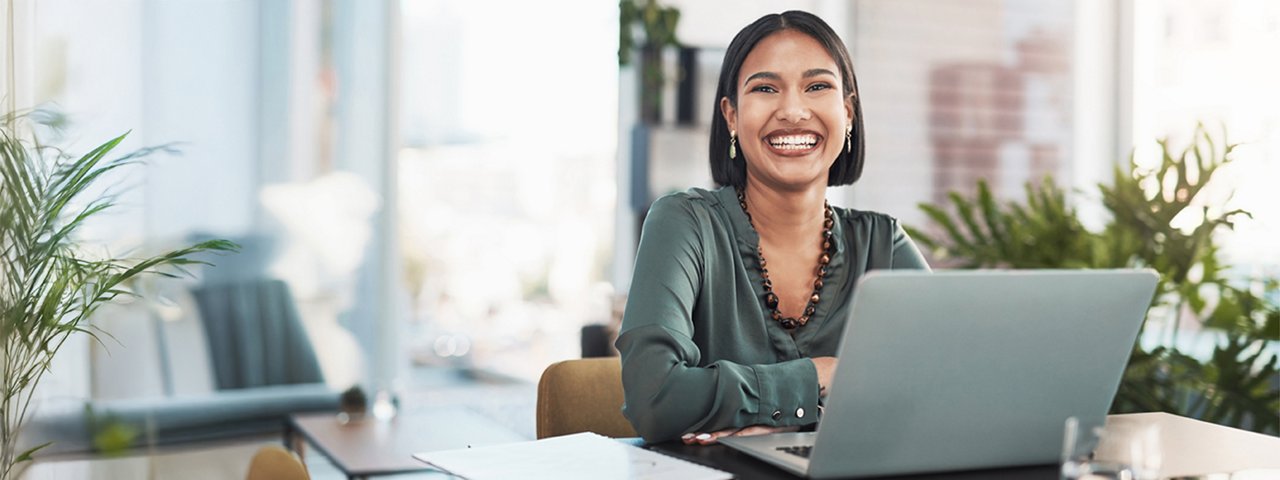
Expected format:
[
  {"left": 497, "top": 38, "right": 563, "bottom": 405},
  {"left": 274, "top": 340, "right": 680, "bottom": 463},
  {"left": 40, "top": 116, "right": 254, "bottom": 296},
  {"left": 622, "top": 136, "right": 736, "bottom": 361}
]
[
  {"left": 743, "top": 68, "right": 837, "bottom": 86},
  {"left": 804, "top": 68, "right": 836, "bottom": 79},
  {"left": 743, "top": 71, "right": 780, "bottom": 85}
]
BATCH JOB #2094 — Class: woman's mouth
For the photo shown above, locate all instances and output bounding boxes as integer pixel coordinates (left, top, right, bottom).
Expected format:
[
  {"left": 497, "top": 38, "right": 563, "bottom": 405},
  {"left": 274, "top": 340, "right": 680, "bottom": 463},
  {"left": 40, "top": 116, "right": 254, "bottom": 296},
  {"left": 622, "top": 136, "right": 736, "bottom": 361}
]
[{"left": 764, "top": 131, "right": 822, "bottom": 156}]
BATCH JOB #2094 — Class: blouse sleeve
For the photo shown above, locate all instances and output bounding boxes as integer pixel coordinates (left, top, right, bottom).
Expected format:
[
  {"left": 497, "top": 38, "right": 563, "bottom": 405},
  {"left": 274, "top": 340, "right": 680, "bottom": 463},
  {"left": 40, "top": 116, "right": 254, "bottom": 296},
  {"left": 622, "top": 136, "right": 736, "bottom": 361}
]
[{"left": 615, "top": 195, "right": 820, "bottom": 443}]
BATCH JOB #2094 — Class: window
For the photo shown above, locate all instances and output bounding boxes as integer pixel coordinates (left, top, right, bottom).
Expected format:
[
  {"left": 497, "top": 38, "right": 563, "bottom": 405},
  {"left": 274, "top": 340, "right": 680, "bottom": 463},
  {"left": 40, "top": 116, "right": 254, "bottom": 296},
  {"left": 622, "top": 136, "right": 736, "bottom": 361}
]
[
  {"left": 398, "top": 0, "right": 619, "bottom": 380},
  {"left": 20, "top": 0, "right": 392, "bottom": 405},
  {"left": 1130, "top": 0, "right": 1280, "bottom": 275},
  {"left": 848, "top": 0, "right": 1077, "bottom": 230}
]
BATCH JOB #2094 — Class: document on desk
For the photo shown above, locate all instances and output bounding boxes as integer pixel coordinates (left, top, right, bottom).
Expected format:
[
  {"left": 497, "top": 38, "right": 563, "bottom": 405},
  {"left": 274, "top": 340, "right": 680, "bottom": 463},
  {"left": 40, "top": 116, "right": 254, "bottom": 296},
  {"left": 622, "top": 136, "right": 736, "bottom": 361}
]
[{"left": 413, "top": 432, "right": 731, "bottom": 480}]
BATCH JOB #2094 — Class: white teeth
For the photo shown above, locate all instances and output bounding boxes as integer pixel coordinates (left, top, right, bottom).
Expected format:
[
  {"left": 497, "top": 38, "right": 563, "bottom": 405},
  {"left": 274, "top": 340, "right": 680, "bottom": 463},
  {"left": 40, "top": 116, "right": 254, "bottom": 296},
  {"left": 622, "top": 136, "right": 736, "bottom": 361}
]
[{"left": 768, "top": 134, "right": 818, "bottom": 149}]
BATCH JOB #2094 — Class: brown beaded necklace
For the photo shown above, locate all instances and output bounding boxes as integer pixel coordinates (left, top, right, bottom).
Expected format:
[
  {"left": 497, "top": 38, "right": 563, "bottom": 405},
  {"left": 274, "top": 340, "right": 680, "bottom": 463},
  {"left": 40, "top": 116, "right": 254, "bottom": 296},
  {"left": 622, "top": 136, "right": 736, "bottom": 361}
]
[{"left": 737, "top": 189, "right": 835, "bottom": 330}]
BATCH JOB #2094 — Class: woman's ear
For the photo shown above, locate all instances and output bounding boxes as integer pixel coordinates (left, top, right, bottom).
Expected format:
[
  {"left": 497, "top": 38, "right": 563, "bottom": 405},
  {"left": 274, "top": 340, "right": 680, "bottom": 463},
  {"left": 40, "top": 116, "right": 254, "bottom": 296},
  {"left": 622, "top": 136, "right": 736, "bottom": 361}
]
[
  {"left": 720, "top": 96, "right": 737, "bottom": 133},
  {"left": 844, "top": 94, "right": 855, "bottom": 128}
]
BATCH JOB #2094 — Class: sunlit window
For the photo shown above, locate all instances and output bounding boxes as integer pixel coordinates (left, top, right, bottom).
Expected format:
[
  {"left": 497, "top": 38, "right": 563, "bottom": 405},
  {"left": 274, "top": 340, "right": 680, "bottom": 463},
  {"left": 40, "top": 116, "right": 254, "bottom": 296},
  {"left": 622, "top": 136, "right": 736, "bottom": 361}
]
[
  {"left": 1132, "top": 0, "right": 1280, "bottom": 276},
  {"left": 398, "top": 0, "right": 619, "bottom": 380}
]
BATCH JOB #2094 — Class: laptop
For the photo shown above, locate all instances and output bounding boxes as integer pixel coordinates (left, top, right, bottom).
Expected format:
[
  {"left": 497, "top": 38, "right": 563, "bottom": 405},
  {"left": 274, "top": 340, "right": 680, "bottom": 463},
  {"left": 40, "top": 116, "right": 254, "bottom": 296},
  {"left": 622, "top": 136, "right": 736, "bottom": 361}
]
[{"left": 718, "top": 269, "right": 1158, "bottom": 479}]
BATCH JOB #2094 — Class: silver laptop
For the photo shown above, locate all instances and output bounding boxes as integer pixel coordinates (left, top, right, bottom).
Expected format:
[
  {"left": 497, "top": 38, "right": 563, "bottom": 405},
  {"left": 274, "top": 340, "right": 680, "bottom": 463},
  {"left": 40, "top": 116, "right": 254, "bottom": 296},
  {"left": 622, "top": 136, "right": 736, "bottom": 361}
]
[{"left": 719, "top": 269, "right": 1158, "bottom": 479}]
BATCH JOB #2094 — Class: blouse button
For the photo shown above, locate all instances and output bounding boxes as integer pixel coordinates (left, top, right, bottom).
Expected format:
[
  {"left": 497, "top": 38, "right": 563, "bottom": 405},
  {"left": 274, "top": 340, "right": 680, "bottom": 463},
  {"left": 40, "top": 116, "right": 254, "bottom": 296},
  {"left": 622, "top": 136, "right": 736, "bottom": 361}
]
[
  {"left": 796, "top": 407, "right": 806, "bottom": 419},
  {"left": 771, "top": 410, "right": 782, "bottom": 421}
]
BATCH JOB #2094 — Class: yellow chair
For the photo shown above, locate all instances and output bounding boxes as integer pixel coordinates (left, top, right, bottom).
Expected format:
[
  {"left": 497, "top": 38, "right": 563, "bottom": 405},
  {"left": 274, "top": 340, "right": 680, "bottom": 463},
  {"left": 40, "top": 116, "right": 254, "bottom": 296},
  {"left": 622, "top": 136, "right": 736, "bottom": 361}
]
[
  {"left": 246, "top": 445, "right": 309, "bottom": 480},
  {"left": 536, "top": 357, "right": 638, "bottom": 439}
]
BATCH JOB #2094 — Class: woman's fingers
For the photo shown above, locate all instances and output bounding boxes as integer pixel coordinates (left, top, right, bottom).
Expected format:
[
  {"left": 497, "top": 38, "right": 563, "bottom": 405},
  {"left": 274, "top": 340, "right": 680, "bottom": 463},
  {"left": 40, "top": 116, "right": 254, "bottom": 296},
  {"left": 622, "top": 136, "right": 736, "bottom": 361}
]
[
  {"left": 683, "top": 427, "right": 743, "bottom": 445},
  {"left": 683, "top": 424, "right": 801, "bottom": 445},
  {"left": 729, "top": 425, "right": 802, "bottom": 437},
  {"left": 682, "top": 432, "right": 720, "bottom": 445},
  {"left": 729, "top": 425, "right": 778, "bottom": 437},
  {"left": 698, "top": 429, "right": 737, "bottom": 445}
]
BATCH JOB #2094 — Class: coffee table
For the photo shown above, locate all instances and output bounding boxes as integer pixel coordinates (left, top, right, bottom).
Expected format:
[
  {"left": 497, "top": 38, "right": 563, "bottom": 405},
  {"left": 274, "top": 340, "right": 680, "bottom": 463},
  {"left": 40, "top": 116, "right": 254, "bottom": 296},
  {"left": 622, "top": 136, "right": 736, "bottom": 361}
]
[{"left": 285, "top": 407, "right": 526, "bottom": 479}]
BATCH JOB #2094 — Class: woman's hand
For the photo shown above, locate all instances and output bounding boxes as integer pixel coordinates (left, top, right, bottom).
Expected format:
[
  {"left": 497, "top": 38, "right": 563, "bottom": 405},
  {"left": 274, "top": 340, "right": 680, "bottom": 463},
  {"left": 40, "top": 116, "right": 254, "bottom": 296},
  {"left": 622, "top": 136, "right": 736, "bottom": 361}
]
[
  {"left": 680, "top": 425, "right": 802, "bottom": 446},
  {"left": 811, "top": 356, "right": 837, "bottom": 397}
]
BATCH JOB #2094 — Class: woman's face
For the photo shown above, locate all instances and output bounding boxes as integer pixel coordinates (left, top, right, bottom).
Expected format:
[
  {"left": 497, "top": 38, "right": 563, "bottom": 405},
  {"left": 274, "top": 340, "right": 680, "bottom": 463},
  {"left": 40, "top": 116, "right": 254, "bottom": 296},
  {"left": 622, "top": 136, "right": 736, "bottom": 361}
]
[{"left": 721, "top": 29, "right": 853, "bottom": 192}]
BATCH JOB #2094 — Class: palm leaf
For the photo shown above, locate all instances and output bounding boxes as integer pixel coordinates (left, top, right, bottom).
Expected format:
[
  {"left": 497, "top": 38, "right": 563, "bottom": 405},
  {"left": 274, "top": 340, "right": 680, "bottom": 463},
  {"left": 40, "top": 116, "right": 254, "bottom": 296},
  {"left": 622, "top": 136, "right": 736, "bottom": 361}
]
[
  {"left": 1, "top": 114, "right": 239, "bottom": 474},
  {"left": 12, "top": 442, "right": 50, "bottom": 464}
]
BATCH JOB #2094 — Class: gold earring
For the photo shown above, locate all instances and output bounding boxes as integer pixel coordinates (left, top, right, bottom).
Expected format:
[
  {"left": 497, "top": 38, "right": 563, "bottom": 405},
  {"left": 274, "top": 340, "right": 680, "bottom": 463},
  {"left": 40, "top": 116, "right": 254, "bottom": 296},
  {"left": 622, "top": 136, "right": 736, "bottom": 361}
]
[{"left": 729, "top": 131, "right": 737, "bottom": 159}]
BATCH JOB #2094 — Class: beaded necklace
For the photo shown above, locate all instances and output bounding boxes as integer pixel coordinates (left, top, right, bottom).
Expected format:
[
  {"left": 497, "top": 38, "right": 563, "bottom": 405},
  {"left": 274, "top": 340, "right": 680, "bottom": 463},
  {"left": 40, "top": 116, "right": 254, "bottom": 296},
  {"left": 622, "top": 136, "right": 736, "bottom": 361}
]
[{"left": 737, "top": 189, "right": 834, "bottom": 329}]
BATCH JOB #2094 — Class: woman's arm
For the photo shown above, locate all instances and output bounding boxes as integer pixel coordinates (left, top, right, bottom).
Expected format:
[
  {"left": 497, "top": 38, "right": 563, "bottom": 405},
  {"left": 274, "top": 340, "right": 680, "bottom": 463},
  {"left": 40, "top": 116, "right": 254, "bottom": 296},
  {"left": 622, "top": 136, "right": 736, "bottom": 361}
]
[
  {"left": 891, "top": 219, "right": 932, "bottom": 271},
  {"left": 616, "top": 195, "right": 820, "bottom": 443}
]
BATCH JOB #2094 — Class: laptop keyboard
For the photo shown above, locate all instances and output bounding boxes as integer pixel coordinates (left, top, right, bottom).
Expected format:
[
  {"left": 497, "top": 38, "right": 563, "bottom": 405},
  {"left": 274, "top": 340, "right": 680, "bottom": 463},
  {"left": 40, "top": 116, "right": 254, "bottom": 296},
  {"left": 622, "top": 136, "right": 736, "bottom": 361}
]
[{"left": 776, "top": 446, "right": 813, "bottom": 458}]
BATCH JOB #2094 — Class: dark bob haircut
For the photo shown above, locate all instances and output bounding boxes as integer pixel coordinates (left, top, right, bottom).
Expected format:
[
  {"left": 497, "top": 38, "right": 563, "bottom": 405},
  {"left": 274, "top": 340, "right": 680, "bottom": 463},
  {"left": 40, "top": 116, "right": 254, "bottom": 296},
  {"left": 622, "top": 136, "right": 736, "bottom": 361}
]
[{"left": 709, "top": 10, "right": 865, "bottom": 188}]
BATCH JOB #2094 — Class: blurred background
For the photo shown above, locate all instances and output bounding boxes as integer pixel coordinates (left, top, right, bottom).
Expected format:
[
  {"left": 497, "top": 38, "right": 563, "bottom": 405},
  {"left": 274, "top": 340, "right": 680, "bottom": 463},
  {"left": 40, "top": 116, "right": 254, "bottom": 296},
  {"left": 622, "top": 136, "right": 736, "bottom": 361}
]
[{"left": 1, "top": 0, "right": 1277, "bottom": 476}]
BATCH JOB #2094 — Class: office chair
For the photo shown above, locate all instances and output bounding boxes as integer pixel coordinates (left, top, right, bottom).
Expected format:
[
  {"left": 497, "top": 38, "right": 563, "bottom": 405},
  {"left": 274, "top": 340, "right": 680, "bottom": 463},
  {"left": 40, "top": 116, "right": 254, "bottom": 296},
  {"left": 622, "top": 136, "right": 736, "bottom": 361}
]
[
  {"left": 193, "top": 278, "right": 325, "bottom": 389},
  {"left": 245, "top": 445, "right": 309, "bottom": 480},
  {"left": 536, "top": 357, "right": 638, "bottom": 439}
]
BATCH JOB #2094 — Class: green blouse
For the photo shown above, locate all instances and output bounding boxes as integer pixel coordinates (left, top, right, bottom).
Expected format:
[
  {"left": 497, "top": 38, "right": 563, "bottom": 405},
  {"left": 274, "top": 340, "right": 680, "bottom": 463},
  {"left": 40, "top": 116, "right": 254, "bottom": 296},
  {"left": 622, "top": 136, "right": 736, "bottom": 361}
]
[{"left": 616, "top": 186, "right": 931, "bottom": 443}]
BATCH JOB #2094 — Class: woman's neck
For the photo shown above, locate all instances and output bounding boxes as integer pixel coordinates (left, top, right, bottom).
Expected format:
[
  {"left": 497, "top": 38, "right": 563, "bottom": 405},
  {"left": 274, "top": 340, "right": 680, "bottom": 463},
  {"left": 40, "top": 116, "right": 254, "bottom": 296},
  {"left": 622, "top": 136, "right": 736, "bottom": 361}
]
[{"left": 741, "top": 182, "right": 828, "bottom": 245}]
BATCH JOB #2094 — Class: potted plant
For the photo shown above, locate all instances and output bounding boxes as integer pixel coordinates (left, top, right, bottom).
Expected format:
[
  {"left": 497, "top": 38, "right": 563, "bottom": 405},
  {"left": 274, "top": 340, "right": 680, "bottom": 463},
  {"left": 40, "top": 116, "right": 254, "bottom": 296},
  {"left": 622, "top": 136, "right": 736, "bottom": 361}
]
[
  {"left": 0, "top": 112, "right": 237, "bottom": 477},
  {"left": 905, "top": 124, "right": 1279, "bottom": 435},
  {"left": 619, "top": 0, "right": 681, "bottom": 124}
]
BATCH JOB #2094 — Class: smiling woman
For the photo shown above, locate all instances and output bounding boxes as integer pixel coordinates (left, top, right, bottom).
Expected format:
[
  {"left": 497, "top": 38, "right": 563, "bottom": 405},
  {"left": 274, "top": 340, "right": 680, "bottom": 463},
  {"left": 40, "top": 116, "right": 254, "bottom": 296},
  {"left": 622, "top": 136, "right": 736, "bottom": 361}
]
[
  {"left": 615, "top": 10, "right": 930, "bottom": 445},
  {"left": 709, "top": 14, "right": 864, "bottom": 192},
  {"left": 719, "top": 31, "right": 854, "bottom": 193}
]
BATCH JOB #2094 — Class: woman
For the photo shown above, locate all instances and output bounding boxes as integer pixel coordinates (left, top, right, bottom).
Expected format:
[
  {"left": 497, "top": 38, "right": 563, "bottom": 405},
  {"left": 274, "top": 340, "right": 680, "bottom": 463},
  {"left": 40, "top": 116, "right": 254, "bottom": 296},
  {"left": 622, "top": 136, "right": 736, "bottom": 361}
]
[{"left": 616, "top": 11, "right": 931, "bottom": 445}]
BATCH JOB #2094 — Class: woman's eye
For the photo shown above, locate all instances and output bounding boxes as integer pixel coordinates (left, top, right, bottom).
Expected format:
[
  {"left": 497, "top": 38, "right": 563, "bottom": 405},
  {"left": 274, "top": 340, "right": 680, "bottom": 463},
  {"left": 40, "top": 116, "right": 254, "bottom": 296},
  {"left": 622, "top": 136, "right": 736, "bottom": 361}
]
[
  {"left": 807, "top": 83, "right": 832, "bottom": 92},
  {"left": 750, "top": 85, "right": 777, "bottom": 93}
]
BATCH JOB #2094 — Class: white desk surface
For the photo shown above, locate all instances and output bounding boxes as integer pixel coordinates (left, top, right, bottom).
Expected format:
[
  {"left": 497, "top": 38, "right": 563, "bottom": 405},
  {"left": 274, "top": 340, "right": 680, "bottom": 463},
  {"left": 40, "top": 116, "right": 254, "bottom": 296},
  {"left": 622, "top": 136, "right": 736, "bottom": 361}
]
[{"left": 1099, "top": 412, "right": 1280, "bottom": 478}]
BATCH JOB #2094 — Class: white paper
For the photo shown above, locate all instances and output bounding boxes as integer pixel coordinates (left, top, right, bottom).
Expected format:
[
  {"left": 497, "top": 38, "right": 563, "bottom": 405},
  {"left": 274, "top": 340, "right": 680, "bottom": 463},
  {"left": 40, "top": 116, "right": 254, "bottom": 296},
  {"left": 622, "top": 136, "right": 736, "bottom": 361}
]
[{"left": 413, "top": 432, "right": 731, "bottom": 480}]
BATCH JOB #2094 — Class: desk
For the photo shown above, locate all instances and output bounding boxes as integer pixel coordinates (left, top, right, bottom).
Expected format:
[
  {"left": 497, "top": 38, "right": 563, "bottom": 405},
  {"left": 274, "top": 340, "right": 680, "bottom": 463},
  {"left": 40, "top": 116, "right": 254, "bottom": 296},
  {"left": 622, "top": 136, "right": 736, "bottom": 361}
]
[
  {"left": 285, "top": 407, "right": 525, "bottom": 479},
  {"left": 648, "top": 413, "right": 1280, "bottom": 480}
]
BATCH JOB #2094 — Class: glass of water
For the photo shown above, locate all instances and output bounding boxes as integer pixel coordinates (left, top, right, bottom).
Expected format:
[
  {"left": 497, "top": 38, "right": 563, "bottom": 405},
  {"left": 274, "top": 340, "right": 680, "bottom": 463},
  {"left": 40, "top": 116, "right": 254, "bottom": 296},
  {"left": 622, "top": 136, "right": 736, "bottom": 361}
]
[{"left": 1061, "top": 416, "right": 1162, "bottom": 480}]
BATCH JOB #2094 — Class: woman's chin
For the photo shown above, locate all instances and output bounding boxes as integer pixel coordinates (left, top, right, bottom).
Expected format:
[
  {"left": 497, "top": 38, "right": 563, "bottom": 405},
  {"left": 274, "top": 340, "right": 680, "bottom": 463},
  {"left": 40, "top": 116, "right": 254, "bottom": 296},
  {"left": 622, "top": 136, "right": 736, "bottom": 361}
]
[{"left": 751, "top": 168, "right": 830, "bottom": 191}]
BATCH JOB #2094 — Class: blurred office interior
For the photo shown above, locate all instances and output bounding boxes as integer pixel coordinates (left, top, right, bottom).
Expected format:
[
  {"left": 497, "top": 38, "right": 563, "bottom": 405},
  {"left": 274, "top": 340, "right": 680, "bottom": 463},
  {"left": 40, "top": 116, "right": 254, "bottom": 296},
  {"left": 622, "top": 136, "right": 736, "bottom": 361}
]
[{"left": 2, "top": 0, "right": 1276, "bottom": 477}]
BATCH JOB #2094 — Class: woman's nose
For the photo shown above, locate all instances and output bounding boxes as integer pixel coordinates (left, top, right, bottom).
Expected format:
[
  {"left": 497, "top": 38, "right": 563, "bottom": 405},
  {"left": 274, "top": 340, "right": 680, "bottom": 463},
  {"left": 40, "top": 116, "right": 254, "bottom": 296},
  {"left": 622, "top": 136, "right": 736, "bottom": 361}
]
[{"left": 776, "top": 92, "right": 812, "bottom": 123}]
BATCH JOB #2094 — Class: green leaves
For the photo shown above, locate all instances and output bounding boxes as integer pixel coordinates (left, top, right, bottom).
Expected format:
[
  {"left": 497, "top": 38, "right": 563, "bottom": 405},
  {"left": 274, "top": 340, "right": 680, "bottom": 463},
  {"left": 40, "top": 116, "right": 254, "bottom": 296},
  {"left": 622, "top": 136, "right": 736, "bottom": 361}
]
[
  {"left": 83, "top": 405, "right": 139, "bottom": 457},
  {"left": 1113, "top": 283, "right": 1280, "bottom": 434},
  {"left": 619, "top": 0, "right": 681, "bottom": 66},
  {"left": 12, "top": 442, "right": 51, "bottom": 464},
  {"left": 906, "top": 178, "right": 1098, "bottom": 269},
  {"left": 908, "top": 123, "right": 1278, "bottom": 435},
  {"left": 1, "top": 114, "right": 238, "bottom": 474}
]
